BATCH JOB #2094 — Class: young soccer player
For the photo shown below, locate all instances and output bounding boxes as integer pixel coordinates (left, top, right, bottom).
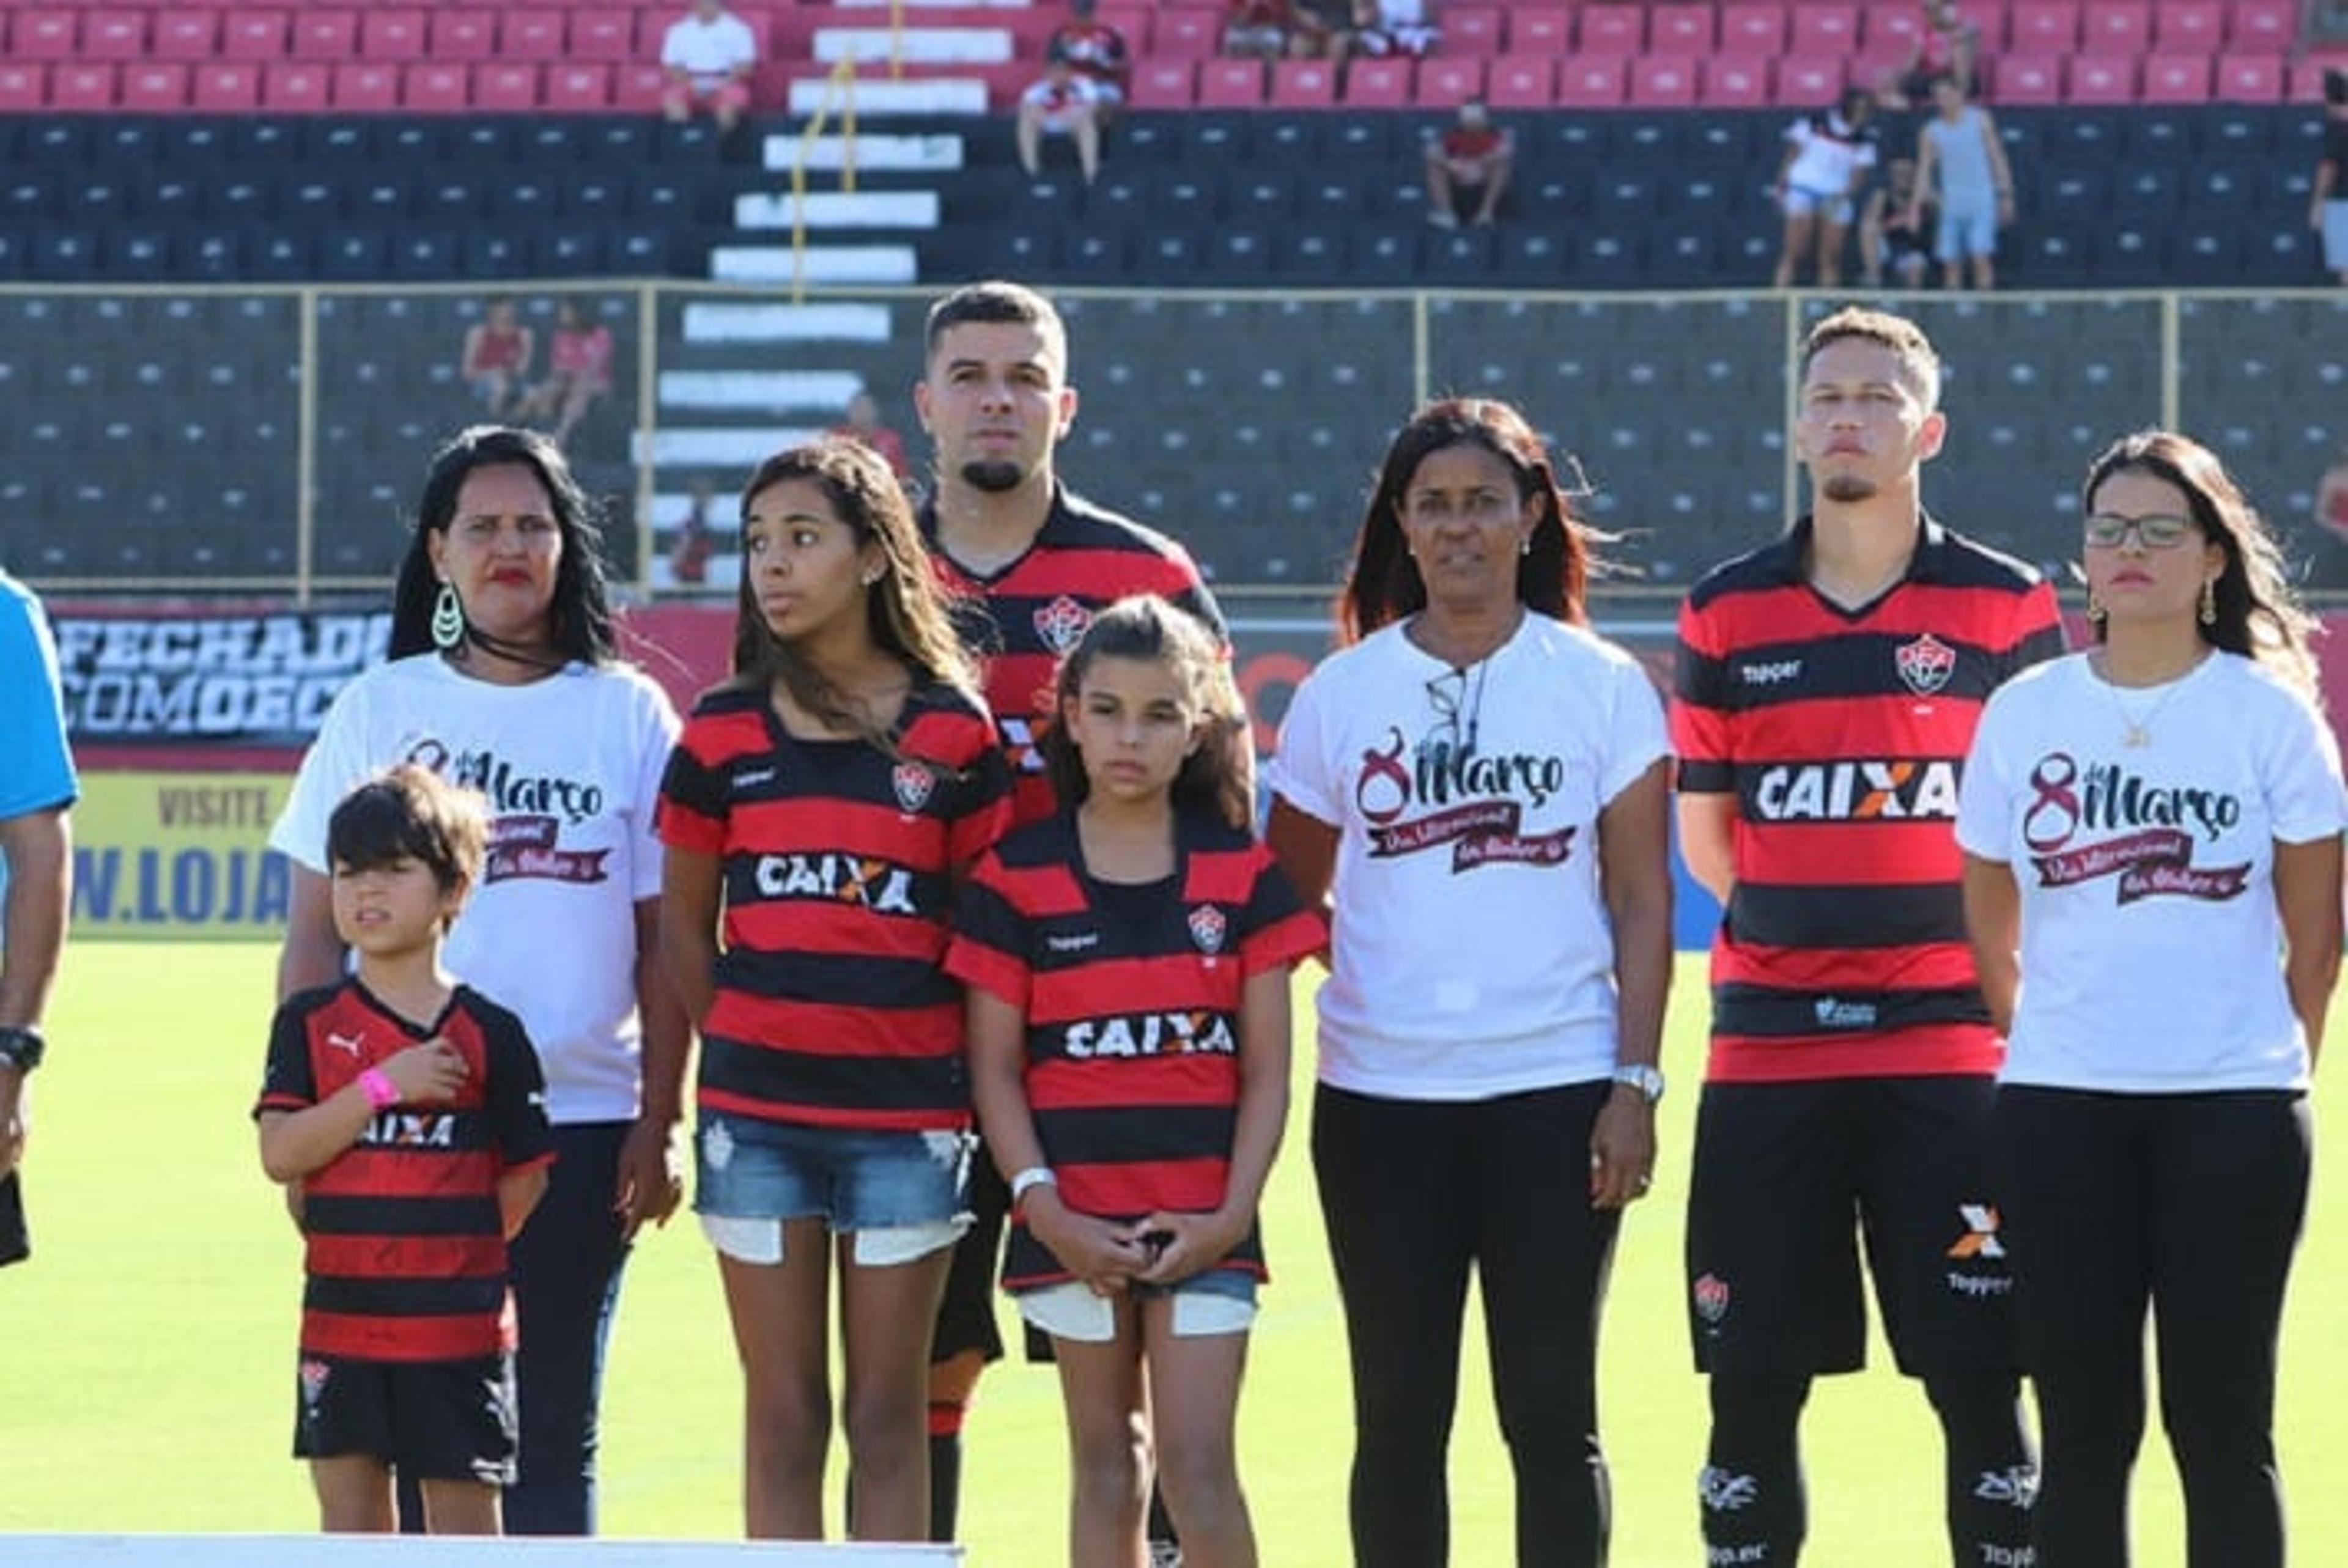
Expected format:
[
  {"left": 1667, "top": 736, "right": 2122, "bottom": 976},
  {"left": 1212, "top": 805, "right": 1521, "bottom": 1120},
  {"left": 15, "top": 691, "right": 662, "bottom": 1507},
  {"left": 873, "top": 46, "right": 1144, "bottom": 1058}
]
[
  {"left": 949, "top": 596, "right": 1323, "bottom": 1568},
  {"left": 657, "top": 438, "right": 1013, "bottom": 1542},
  {"left": 256, "top": 764, "right": 554, "bottom": 1535}
]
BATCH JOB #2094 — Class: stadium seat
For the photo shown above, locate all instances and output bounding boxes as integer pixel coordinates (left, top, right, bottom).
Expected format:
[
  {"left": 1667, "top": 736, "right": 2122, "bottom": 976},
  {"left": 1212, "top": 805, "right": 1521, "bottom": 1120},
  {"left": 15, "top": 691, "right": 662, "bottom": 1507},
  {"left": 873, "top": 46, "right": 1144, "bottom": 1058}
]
[
  {"left": 2229, "top": 0, "right": 2297, "bottom": 51},
  {"left": 2214, "top": 54, "right": 2284, "bottom": 103},
  {"left": 1422, "top": 227, "right": 1497, "bottom": 279},
  {"left": 1274, "top": 227, "right": 1348, "bottom": 282},
  {"left": 52, "top": 65, "right": 121, "bottom": 111},
  {"left": 2140, "top": 56, "right": 2212, "bottom": 103},
  {"left": 2067, "top": 54, "right": 2138, "bottom": 103},
  {"left": 82, "top": 9, "right": 150, "bottom": 59},
  {"left": 189, "top": 62, "right": 261, "bottom": 109},
  {"left": 1269, "top": 60, "right": 1337, "bottom": 106},
  {"left": 1197, "top": 59, "right": 1265, "bottom": 108},
  {"left": 1486, "top": 57, "right": 1555, "bottom": 107},
  {"left": 1098, "top": 5, "right": 1153, "bottom": 53},
  {"left": 1417, "top": 58, "right": 1485, "bottom": 106},
  {"left": 290, "top": 10, "right": 359, "bottom": 59},
  {"left": 120, "top": 64, "right": 190, "bottom": 111},
  {"left": 2154, "top": 1, "right": 2224, "bottom": 53},
  {"left": 1154, "top": 7, "right": 1220, "bottom": 58},
  {"left": 9, "top": 9, "right": 78, "bottom": 60},
  {"left": 333, "top": 63, "right": 401, "bottom": 110},
  {"left": 1129, "top": 62, "right": 1195, "bottom": 109},
  {"left": 1775, "top": 55, "right": 1846, "bottom": 100},
  {"left": 539, "top": 64, "right": 611, "bottom": 110},
  {"left": 153, "top": 9, "right": 221, "bottom": 59},
  {"left": 1720, "top": 2, "right": 1789, "bottom": 54},
  {"left": 2077, "top": 0, "right": 2149, "bottom": 53},
  {"left": 2168, "top": 225, "right": 2242, "bottom": 283},
  {"left": 1345, "top": 58, "right": 1411, "bottom": 106},
  {"left": 218, "top": 9, "right": 289, "bottom": 60},
  {"left": 1444, "top": 7, "right": 1503, "bottom": 54},
  {"left": 1992, "top": 54, "right": 2062, "bottom": 102},
  {"left": 403, "top": 62, "right": 470, "bottom": 111},
  {"left": 1789, "top": 3, "right": 1859, "bottom": 54},
  {"left": 1652, "top": 4, "right": 1717, "bottom": 51},
  {"left": 1556, "top": 57, "right": 1628, "bottom": 107},
  {"left": 262, "top": 62, "right": 331, "bottom": 109},
  {"left": 474, "top": 63, "right": 541, "bottom": 110},
  {"left": 1576, "top": 6, "right": 1645, "bottom": 57},
  {"left": 0, "top": 65, "right": 42, "bottom": 111},
  {"left": 1703, "top": 57, "right": 1772, "bottom": 106},
  {"left": 360, "top": 9, "right": 427, "bottom": 59},
  {"left": 1513, "top": 7, "right": 1572, "bottom": 53},
  {"left": 1629, "top": 55, "right": 1699, "bottom": 106},
  {"left": 1864, "top": 4, "right": 1925, "bottom": 54},
  {"left": 2007, "top": 1, "right": 2079, "bottom": 52},
  {"left": 568, "top": 9, "right": 637, "bottom": 61}
]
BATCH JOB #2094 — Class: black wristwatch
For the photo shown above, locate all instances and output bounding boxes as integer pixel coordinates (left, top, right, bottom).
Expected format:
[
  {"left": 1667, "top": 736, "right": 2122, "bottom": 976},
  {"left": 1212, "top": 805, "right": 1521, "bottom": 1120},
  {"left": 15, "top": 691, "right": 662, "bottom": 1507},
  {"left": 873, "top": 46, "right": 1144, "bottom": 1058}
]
[{"left": 0, "top": 1026, "right": 45, "bottom": 1075}]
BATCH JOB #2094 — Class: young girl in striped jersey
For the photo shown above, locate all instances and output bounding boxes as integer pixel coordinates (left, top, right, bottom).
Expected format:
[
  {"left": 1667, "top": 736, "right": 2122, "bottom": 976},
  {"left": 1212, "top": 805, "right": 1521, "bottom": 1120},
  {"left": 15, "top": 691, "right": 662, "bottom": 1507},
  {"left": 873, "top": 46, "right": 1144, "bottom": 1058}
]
[
  {"left": 656, "top": 439, "right": 1012, "bottom": 1542},
  {"left": 948, "top": 596, "right": 1323, "bottom": 1568}
]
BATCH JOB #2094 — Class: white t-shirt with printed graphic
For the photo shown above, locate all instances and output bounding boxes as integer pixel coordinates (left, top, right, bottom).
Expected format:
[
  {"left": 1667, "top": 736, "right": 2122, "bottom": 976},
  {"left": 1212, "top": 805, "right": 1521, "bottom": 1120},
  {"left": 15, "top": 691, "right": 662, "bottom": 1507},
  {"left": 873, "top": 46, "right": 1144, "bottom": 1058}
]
[
  {"left": 1955, "top": 650, "right": 2347, "bottom": 1092},
  {"left": 271, "top": 654, "right": 681, "bottom": 1123},
  {"left": 1267, "top": 613, "right": 1669, "bottom": 1100}
]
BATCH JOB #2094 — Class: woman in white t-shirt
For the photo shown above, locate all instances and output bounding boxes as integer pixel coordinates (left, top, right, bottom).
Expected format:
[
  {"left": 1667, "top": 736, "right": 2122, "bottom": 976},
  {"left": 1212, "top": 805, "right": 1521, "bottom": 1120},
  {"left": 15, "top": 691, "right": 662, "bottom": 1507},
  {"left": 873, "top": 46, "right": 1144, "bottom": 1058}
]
[
  {"left": 1265, "top": 399, "right": 1672, "bottom": 1567},
  {"left": 1956, "top": 430, "right": 2345, "bottom": 1568},
  {"left": 272, "top": 425, "right": 687, "bottom": 1536}
]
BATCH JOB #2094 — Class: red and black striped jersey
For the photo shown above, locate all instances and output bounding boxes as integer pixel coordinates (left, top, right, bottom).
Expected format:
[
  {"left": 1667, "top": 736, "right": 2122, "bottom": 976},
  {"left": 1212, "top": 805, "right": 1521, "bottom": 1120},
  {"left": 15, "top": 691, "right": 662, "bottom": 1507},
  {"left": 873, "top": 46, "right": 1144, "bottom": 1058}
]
[
  {"left": 657, "top": 677, "right": 1014, "bottom": 1130},
  {"left": 922, "top": 486, "right": 1226, "bottom": 828},
  {"left": 255, "top": 981, "right": 553, "bottom": 1363},
  {"left": 1672, "top": 514, "right": 2065, "bottom": 1083},
  {"left": 947, "top": 811, "right": 1324, "bottom": 1290}
]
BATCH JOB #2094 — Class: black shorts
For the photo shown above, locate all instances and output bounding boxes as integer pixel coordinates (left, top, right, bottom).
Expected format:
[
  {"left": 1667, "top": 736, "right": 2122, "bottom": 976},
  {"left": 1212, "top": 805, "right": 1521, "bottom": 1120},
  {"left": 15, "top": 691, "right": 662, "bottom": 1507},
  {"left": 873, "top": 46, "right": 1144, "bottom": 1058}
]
[
  {"left": 1685, "top": 1076, "right": 2018, "bottom": 1380},
  {"left": 931, "top": 1146, "right": 1008, "bottom": 1367},
  {"left": 292, "top": 1350, "right": 517, "bottom": 1484}
]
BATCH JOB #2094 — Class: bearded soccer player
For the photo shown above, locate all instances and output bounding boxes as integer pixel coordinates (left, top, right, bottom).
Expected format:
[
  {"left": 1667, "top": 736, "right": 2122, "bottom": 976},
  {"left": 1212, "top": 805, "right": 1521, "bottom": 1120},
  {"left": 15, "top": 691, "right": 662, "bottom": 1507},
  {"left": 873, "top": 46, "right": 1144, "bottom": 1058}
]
[
  {"left": 910, "top": 280, "right": 1226, "bottom": 1552},
  {"left": 1671, "top": 307, "right": 2063, "bottom": 1567}
]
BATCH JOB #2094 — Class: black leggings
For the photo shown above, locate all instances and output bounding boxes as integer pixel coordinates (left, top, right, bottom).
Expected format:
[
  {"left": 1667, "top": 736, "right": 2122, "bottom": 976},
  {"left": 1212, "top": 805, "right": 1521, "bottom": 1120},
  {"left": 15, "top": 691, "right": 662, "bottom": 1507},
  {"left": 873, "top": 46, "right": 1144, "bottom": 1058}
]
[
  {"left": 1996, "top": 1086, "right": 2311, "bottom": 1568},
  {"left": 1313, "top": 1080, "right": 1620, "bottom": 1568}
]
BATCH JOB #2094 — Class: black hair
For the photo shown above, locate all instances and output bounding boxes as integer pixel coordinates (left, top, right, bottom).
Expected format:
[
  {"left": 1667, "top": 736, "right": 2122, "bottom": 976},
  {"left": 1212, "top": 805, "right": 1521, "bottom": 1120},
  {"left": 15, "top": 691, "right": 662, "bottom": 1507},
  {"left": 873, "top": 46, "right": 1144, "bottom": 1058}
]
[
  {"left": 922, "top": 280, "right": 1069, "bottom": 373},
  {"left": 326, "top": 765, "right": 490, "bottom": 926},
  {"left": 1041, "top": 595, "right": 1253, "bottom": 832}
]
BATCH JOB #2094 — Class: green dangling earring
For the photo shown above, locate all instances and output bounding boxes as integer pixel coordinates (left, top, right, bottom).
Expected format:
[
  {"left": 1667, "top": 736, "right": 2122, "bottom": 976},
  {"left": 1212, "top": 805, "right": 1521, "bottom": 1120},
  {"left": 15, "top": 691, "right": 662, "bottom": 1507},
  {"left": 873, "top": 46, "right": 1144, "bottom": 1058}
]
[{"left": 431, "top": 581, "right": 467, "bottom": 652}]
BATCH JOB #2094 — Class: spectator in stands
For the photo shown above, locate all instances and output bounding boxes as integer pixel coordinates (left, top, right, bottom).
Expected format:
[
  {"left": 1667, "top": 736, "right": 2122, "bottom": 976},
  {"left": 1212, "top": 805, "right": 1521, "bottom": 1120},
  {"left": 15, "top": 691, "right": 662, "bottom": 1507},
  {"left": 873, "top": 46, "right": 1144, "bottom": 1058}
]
[
  {"left": 1348, "top": 0, "right": 1439, "bottom": 59},
  {"left": 460, "top": 299, "right": 534, "bottom": 422},
  {"left": 670, "top": 479, "right": 720, "bottom": 587},
  {"left": 273, "top": 426, "right": 689, "bottom": 1539},
  {"left": 515, "top": 301, "right": 615, "bottom": 453},
  {"left": 830, "top": 391, "right": 914, "bottom": 485},
  {"left": 1290, "top": 0, "right": 1360, "bottom": 60},
  {"left": 1423, "top": 98, "right": 1513, "bottom": 229},
  {"left": 2314, "top": 68, "right": 2348, "bottom": 286},
  {"left": 1861, "top": 158, "right": 1935, "bottom": 290},
  {"left": 1043, "top": 0, "right": 1131, "bottom": 116},
  {"left": 660, "top": 0, "right": 759, "bottom": 135},
  {"left": 1771, "top": 89, "right": 1880, "bottom": 288},
  {"left": 0, "top": 561, "right": 75, "bottom": 1269},
  {"left": 1910, "top": 75, "right": 2015, "bottom": 290},
  {"left": 1016, "top": 53, "right": 1106, "bottom": 183},
  {"left": 1878, "top": 0, "right": 1981, "bottom": 108},
  {"left": 1222, "top": 0, "right": 1294, "bottom": 61}
]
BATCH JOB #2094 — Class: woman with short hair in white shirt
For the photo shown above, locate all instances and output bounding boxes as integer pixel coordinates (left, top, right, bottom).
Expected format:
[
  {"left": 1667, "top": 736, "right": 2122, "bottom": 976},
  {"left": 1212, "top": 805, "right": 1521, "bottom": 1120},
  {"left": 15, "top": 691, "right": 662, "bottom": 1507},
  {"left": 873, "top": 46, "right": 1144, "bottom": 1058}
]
[
  {"left": 1957, "top": 430, "right": 2346, "bottom": 1568},
  {"left": 1266, "top": 399, "right": 1673, "bottom": 1567}
]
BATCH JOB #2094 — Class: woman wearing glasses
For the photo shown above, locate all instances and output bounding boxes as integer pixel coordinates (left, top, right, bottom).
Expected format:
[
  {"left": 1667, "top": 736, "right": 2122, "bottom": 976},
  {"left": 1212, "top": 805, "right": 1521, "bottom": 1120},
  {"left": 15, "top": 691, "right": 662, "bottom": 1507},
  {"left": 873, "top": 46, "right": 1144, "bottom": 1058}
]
[
  {"left": 1264, "top": 399, "right": 1673, "bottom": 1567},
  {"left": 1956, "top": 430, "right": 2345, "bottom": 1567}
]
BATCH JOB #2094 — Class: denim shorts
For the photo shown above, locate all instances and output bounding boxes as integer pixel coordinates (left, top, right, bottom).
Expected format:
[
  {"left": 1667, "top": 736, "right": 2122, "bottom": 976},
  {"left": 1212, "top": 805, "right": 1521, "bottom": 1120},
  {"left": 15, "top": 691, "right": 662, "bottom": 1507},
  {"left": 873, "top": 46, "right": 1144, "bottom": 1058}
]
[
  {"left": 694, "top": 1113, "right": 972, "bottom": 1264},
  {"left": 1014, "top": 1267, "right": 1259, "bottom": 1344}
]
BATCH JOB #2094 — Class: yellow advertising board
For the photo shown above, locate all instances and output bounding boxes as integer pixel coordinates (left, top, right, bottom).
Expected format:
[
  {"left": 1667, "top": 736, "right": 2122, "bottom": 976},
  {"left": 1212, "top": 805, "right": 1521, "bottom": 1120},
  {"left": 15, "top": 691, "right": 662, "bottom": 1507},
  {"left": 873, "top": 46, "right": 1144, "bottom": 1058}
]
[{"left": 69, "top": 772, "right": 294, "bottom": 940}]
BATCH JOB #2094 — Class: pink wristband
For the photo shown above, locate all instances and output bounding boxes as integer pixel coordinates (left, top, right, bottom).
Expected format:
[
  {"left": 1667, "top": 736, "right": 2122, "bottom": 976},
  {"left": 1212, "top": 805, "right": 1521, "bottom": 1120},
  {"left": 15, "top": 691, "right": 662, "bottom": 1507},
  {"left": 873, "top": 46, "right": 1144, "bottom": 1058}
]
[{"left": 358, "top": 1068, "right": 401, "bottom": 1111}]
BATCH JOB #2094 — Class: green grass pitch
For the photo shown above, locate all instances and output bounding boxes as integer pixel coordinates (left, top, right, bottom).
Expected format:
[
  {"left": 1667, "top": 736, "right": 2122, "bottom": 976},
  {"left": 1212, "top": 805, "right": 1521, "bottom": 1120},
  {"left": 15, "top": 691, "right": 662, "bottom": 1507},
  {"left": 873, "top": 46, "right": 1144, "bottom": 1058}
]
[{"left": 6, "top": 944, "right": 2347, "bottom": 1564}]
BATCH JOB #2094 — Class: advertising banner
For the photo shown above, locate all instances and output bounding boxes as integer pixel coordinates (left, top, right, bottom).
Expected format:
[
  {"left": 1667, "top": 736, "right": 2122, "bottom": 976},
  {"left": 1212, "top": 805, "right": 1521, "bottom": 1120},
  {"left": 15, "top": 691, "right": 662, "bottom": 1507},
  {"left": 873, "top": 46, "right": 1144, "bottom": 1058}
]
[{"left": 68, "top": 773, "right": 293, "bottom": 939}]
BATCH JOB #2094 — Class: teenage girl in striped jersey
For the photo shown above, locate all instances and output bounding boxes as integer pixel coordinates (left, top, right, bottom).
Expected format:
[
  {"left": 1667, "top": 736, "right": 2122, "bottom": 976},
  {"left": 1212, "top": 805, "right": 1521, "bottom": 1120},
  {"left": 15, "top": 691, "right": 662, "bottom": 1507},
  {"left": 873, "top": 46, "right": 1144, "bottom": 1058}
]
[
  {"left": 948, "top": 597, "right": 1323, "bottom": 1568},
  {"left": 657, "top": 438, "right": 1013, "bottom": 1541}
]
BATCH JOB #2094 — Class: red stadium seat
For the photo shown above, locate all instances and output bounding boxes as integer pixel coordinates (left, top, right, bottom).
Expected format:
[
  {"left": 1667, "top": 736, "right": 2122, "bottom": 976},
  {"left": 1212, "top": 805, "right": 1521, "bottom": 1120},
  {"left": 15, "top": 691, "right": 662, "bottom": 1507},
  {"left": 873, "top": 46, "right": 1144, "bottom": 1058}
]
[
  {"left": 2213, "top": 52, "right": 2284, "bottom": 101},
  {"left": 263, "top": 61, "right": 331, "bottom": 109},
  {"left": 542, "top": 62, "right": 615, "bottom": 109},
  {"left": 1864, "top": 2, "right": 1925, "bottom": 53},
  {"left": 1789, "top": 3, "right": 1858, "bottom": 54},
  {"left": 155, "top": 9, "right": 222, "bottom": 59},
  {"left": 473, "top": 62, "right": 541, "bottom": 110},
  {"left": 2139, "top": 54, "right": 2212, "bottom": 101},
  {"left": 289, "top": 11, "right": 358, "bottom": 60},
  {"left": 502, "top": 11, "right": 567, "bottom": 60},
  {"left": 81, "top": 10, "right": 150, "bottom": 61},
  {"left": 360, "top": 9, "right": 427, "bottom": 60},
  {"left": 219, "top": 8, "right": 289, "bottom": 60},
  {"left": 51, "top": 64, "right": 120, "bottom": 109},
  {"left": 1153, "top": 7, "right": 1221, "bottom": 59},
  {"left": 2066, "top": 52, "right": 2138, "bottom": 101},
  {"left": 1343, "top": 57, "right": 1411, "bottom": 106},
  {"left": 1576, "top": 6, "right": 1644, "bottom": 56},
  {"left": 1959, "top": 0, "right": 2010, "bottom": 48},
  {"left": 1629, "top": 53, "right": 1699, "bottom": 105},
  {"left": 331, "top": 62, "right": 400, "bottom": 109},
  {"left": 2006, "top": 0, "right": 2078, "bottom": 51},
  {"left": 1989, "top": 52, "right": 2062, "bottom": 101},
  {"left": 568, "top": 9, "right": 637, "bottom": 61},
  {"left": 0, "top": 64, "right": 43, "bottom": 111},
  {"left": 402, "top": 62, "right": 470, "bottom": 111},
  {"left": 1720, "top": 2, "right": 1789, "bottom": 54},
  {"left": 2229, "top": 0, "right": 2297, "bottom": 51},
  {"left": 1554, "top": 56, "right": 1627, "bottom": 106},
  {"left": 120, "top": 63, "right": 191, "bottom": 110},
  {"left": 1512, "top": 7, "right": 1573, "bottom": 53},
  {"left": 1485, "top": 57, "right": 1555, "bottom": 107},
  {"left": 2287, "top": 57, "right": 2339, "bottom": 103},
  {"left": 9, "top": 9, "right": 79, "bottom": 60},
  {"left": 2077, "top": 0, "right": 2149, "bottom": 53},
  {"left": 1269, "top": 59, "right": 1338, "bottom": 106},
  {"left": 1651, "top": 3, "right": 1716, "bottom": 51},
  {"left": 1774, "top": 54, "right": 1847, "bottom": 100},
  {"left": 1128, "top": 60, "right": 1196, "bottom": 108},
  {"left": 430, "top": 11, "right": 499, "bottom": 58},
  {"left": 1443, "top": 6, "right": 1503, "bottom": 54},
  {"left": 610, "top": 61, "right": 668, "bottom": 111},
  {"left": 1416, "top": 57, "right": 1485, "bottom": 106},
  {"left": 191, "top": 61, "right": 262, "bottom": 109},
  {"left": 1196, "top": 58, "right": 1266, "bottom": 107},
  {"left": 1702, "top": 56, "right": 1773, "bottom": 106},
  {"left": 1098, "top": 6, "right": 1153, "bottom": 53},
  {"left": 2153, "top": 1, "right": 2224, "bottom": 53}
]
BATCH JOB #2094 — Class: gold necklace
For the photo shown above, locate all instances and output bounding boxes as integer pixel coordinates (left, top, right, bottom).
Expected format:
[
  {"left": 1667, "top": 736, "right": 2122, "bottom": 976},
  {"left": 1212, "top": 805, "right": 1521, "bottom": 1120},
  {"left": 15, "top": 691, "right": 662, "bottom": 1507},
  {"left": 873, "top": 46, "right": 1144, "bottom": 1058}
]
[{"left": 2095, "top": 650, "right": 2206, "bottom": 748}]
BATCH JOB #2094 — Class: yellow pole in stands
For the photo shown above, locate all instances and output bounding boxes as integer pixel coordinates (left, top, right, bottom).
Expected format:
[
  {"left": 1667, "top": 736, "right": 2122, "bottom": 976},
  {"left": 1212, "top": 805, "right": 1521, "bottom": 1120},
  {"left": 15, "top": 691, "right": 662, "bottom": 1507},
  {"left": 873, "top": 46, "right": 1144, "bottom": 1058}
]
[{"left": 789, "top": 58, "right": 862, "bottom": 304}]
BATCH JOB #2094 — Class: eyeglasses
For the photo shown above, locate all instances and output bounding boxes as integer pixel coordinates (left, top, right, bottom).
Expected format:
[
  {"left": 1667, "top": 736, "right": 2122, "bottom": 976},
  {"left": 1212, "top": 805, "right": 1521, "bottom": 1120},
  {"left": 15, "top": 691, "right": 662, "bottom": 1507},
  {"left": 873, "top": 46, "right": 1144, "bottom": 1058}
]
[
  {"left": 2083, "top": 513, "right": 2198, "bottom": 550},
  {"left": 1422, "top": 661, "right": 1490, "bottom": 763}
]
